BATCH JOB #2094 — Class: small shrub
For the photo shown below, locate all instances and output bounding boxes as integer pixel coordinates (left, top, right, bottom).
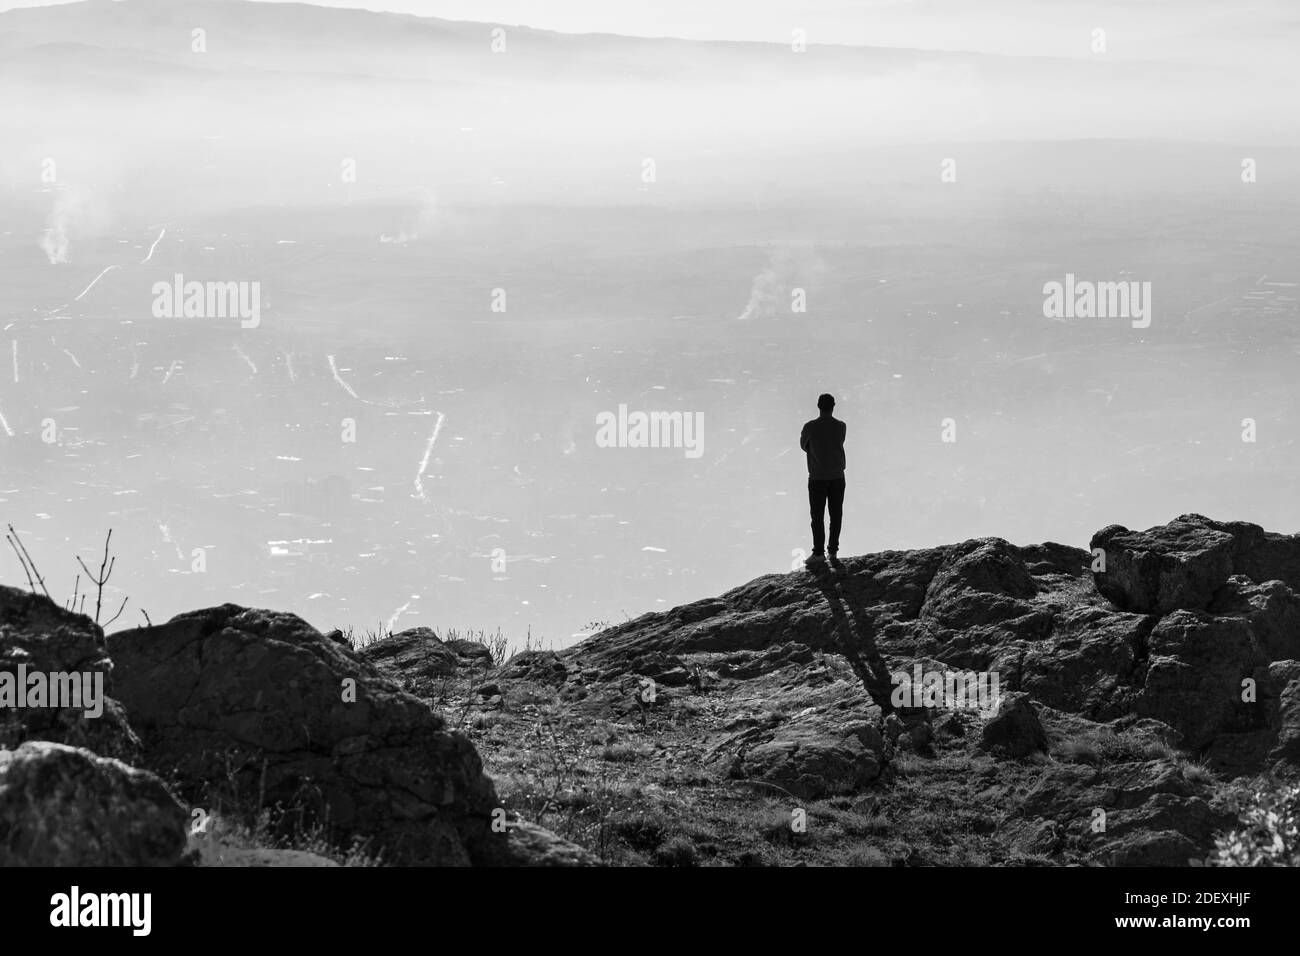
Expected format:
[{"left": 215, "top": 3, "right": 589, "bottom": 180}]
[{"left": 1211, "top": 781, "right": 1300, "bottom": 866}]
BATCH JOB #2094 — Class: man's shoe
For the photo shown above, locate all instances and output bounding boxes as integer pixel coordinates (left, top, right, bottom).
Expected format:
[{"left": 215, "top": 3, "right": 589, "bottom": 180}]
[
  {"left": 805, "top": 551, "right": 826, "bottom": 568},
  {"left": 828, "top": 554, "right": 844, "bottom": 570}
]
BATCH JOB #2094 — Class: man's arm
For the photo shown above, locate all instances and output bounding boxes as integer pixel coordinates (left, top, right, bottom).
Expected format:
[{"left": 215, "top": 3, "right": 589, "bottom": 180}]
[{"left": 800, "top": 423, "right": 809, "bottom": 451}]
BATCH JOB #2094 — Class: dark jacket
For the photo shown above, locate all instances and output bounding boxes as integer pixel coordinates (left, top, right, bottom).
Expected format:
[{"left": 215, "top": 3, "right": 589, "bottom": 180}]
[{"left": 800, "top": 415, "right": 846, "bottom": 480}]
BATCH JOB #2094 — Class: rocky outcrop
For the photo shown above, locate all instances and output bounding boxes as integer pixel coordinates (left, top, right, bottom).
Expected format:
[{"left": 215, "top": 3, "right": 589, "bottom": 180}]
[
  {"left": 357, "top": 628, "right": 497, "bottom": 700},
  {"left": 0, "top": 741, "right": 188, "bottom": 866},
  {"left": 0, "top": 584, "right": 139, "bottom": 761},
  {"left": 107, "top": 605, "right": 505, "bottom": 866},
  {"left": 512, "top": 515, "right": 1300, "bottom": 864},
  {"left": 5, "top": 512, "right": 1292, "bottom": 867},
  {"left": 1091, "top": 514, "right": 1300, "bottom": 615},
  {"left": 358, "top": 627, "right": 460, "bottom": 697},
  {"left": 1090, "top": 518, "right": 1236, "bottom": 614}
]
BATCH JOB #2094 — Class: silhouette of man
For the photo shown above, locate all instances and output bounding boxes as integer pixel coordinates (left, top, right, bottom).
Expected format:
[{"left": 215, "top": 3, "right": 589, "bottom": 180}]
[{"left": 800, "top": 393, "right": 846, "bottom": 568}]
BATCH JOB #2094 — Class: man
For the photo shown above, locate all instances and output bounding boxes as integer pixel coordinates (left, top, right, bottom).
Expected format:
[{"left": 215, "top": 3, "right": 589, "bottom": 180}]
[{"left": 800, "top": 393, "right": 846, "bottom": 569}]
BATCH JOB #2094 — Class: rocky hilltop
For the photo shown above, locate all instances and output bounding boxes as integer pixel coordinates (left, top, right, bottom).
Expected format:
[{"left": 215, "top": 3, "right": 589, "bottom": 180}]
[{"left": 3, "top": 514, "right": 1298, "bottom": 866}]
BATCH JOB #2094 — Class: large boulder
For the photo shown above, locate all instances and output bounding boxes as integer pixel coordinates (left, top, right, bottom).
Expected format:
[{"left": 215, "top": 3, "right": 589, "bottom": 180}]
[
  {"left": 0, "top": 585, "right": 139, "bottom": 761},
  {"left": 0, "top": 740, "right": 188, "bottom": 866},
  {"left": 107, "top": 604, "right": 504, "bottom": 866},
  {"left": 1090, "top": 517, "right": 1235, "bottom": 614},
  {"left": 1135, "top": 611, "right": 1266, "bottom": 749},
  {"left": 1208, "top": 577, "right": 1300, "bottom": 663}
]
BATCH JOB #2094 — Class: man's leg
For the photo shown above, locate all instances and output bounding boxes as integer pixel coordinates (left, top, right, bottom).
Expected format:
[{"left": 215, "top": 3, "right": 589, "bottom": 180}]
[
  {"left": 826, "top": 478, "right": 845, "bottom": 555},
  {"left": 808, "top": 479, "right": 828, "bottom": 554}
]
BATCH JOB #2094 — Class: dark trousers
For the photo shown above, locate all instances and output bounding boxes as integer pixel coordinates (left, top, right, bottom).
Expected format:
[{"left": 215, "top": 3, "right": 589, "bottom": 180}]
[{"left": 808, "top": 477, "right": 845, "bottom": 554}]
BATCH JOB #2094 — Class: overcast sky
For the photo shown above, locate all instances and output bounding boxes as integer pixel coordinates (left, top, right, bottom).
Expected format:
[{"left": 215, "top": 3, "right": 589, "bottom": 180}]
[{"left": 0, "top": 0, "right": 1293, "bottom": 60}]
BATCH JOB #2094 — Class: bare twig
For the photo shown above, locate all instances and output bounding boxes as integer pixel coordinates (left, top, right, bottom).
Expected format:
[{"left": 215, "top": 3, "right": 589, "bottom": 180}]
[
  {"left": 75, "top": 529, "right": 117, "bottom": 625},
  {"left": 140, "top": 608, "right": 152, "bottom": 627},
  {"left": 103, "top": 596, "right": 128, "bottom": 628},
  {"left": 6, "top": 524, "right": 50, "bottom": 598},
  {"left": 6, "top": 532, "right": 37, "bottom": 593}
]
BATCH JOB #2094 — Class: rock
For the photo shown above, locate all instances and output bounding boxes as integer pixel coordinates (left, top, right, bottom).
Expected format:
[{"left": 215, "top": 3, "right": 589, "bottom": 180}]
[
  {"left": 906, "top": 719, "right": 933, "bottom": 750},
  {"left": 720, "top": 643, "right": 814, "bottom": 678},
  {"left": 445, "top": 639, "right": 494, "bottom": 668},
  {"left": 358, "top": 627, "right": 459, "bottom": 696},
  {"left": 728, "top": 715, "right": 884, "bottom": 798},
  {"left": 481, "top": 816, "right": 596, "bottom": 866},
  {"left": 920, "top": 538, "right": 1038, "bottom": 629},
  {"left": 323, "top": 628, "right": 349, "bottom": 647},
  {"left": 979, "top": 692, "right": 1048, "bottom": 758},
  {"left": 501, "top": 650, "right": 568, "bottom": 684},
  {"left": 0, "top": 741, "right": 187, "bottom": 866},
  {"left": 107, "top": 605, "right": 503, "bottom": 866},
  {"left": 1116, "top": 717, "right": 1184, "bottom": 752},
  {"left": 628, "top": 651, "right": 693, "bottom": 687},
  {"left": 1012, "top": 759, "right": 1234, "bottom": 865},
  {"left": 1019, "top": 605, "right": 1151, "bottom": 719},
  {"left": 1135, "top": 611, "right": 1265, "bottom": 749},
  {"left": 999, "top": 818, "right": 1061, "bottom": 857},
  {"left": 1208, "top": 577, "right": 1300, "bottom": 663},
  {"left": 1091, "top": 517, "right": 1235, "bottom": 614},
  {"left": 932, "top": 711, "right": 966, "bottom": 738},
  {"left": 0, "top": 585, "right": 139, "bottom": 761},
  {"left": 1264, "top": 660, "right": 1300, "bottom": 774}
]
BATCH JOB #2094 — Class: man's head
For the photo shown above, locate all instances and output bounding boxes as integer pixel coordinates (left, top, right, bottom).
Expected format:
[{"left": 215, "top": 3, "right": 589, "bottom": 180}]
[{"left": 817, "top": 393, "right": 835, "bottom": 415}]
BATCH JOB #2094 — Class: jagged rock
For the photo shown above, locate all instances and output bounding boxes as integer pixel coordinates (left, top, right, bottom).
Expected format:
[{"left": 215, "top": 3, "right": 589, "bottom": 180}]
[
  {"left": 979, "top": 692, "right": 1048, "bottom": 758},
  {"left": 627, "top": 651, "right": 693, "bottom": 687},
  {"left": 107, "top": 605, "right": 503, "bottom": 866},
  {"left": 1208, "top": 577, "right": 1300, "bottom": 662},
  {"left": 720, "top": 643, "right": 814, "bottom": 678},
  {"left": 1135, "top": 611, "right": 1265, "bottom": 749},
  {"left": 1265, "top": 660, "right": 1300, "bottom": 774},
  {"left": 920, "top": 538, "right": 1038, "bottom": 629},
  {"left": 501, "top": 650, "right": 568, "bottom": 684},
  {"left": 359, "top": 627, "right": 459, "bottom": 696},
  {"left": 1091, "top": 517, "right": 1236, "bottom": 614},
  {"left": 0, "top": 741, "right": 187, "bottom": 866},
  {"left": 999, "top": 817, "right": 1062, "bottom": 857},
  {"left": 0, "top": 585, "right": 139, "bottom": 761},
  {"left": 1019, "top": 605, "right": 1152, "bottom": 719},
  {"left": 445, "top": 639, "right": 494, "bottom": 669}
]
